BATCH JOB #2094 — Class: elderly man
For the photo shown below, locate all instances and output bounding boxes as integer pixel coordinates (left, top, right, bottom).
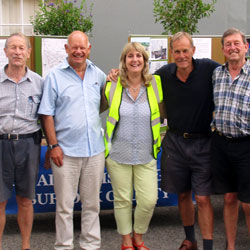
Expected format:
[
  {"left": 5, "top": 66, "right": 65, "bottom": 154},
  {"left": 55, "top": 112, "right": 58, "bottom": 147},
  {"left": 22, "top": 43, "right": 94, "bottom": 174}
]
[
  {"left": 156, "top": 32, "right": 220, "bottom": 250},
  {"left": 38, "top": 31, "right": 106, "bottom": 250},
  {"left": 0, "top": 33, "right": 43, "bottom": 250},
  {"left": 212, "top": 28, "right": 250, "bottom": 250}
]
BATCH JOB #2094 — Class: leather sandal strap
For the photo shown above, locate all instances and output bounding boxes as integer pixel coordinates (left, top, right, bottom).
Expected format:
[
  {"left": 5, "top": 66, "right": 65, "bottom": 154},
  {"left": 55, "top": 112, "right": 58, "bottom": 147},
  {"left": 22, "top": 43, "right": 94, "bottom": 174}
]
[{"left": 133, "top": 241, "right": 149, "bottom": 250}]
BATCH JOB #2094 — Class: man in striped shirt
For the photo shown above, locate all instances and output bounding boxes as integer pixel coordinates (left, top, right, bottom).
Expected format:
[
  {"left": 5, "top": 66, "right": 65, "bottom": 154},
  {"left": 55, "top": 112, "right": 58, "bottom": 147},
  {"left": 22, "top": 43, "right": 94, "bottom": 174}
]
[{"left": 212, "top": 28, "right": 250, "bottom": 250}]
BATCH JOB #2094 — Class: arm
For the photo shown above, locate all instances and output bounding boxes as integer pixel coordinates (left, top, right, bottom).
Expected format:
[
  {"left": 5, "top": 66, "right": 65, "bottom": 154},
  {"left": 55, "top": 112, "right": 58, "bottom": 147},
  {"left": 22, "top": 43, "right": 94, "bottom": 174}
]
[
  {"left": 100, "top": 83, "right": 109, "bottom": 113},
  {"left": 106, "top": 68, "right": 119, "bottom": 82},
  {"left": 41, "top": 115, "right": 64, "bottom": 167},
  {"left": 159, "top": 101, "right": 167, "bottom": 120}
]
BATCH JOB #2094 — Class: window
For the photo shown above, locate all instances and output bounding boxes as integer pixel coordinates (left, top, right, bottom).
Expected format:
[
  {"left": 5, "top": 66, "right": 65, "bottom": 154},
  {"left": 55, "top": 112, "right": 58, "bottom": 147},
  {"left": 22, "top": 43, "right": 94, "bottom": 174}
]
[{"left": 0, "top": 0, "right": 39, "bottom": 35}]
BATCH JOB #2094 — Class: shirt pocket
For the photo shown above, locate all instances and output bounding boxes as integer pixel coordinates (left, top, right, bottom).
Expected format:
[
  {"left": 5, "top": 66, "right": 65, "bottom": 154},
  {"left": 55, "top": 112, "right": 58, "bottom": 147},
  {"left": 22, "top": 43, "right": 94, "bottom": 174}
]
[
  {"left": 26, "top": 95, "right": 41, "bottom": 118},
  {"left": 88, "top": 81, "right": 102, "bottom": 104}
]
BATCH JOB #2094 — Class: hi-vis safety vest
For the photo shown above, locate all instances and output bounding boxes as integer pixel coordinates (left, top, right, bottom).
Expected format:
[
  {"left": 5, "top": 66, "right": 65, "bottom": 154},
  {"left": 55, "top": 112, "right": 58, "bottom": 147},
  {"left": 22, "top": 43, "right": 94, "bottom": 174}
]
[{"left": 104, "top": 75, "right": 163, "bottom": 159}]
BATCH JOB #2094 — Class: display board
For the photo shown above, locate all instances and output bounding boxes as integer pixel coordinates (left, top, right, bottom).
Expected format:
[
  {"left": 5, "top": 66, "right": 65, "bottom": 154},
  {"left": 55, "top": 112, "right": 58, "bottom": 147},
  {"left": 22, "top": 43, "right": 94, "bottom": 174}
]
[
  {"left": 34, "top": 36, "right": 67, "bottom": 77},
  {"left": 129, "top": 35, "right": 226, "bottom": 69}
]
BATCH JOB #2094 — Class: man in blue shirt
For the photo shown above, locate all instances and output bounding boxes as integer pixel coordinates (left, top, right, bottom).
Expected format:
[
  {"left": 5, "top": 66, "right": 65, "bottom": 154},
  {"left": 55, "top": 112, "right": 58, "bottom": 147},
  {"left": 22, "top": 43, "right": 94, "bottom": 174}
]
[
  {"left": 38, "top": 31, "right": 106, "bottom": 250},
  {"left": 212, "top": 28, "right": 250, "bottom": 250}
]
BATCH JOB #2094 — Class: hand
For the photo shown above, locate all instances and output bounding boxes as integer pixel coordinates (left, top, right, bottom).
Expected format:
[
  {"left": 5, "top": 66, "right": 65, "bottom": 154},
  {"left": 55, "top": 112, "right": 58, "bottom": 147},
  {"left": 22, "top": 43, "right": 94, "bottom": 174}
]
[
  {"left": 50, "top": 146, "right": 64, "bottom": 167},
  {"left": 44, "top": 149, "right": 51, "bottom": 169},
  {"left": 106, "top": 68, "right": 119, "bottom": 82}
]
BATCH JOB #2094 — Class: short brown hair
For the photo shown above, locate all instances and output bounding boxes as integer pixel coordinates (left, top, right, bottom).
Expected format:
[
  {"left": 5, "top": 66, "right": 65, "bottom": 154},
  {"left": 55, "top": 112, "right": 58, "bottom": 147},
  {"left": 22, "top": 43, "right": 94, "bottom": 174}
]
[
  {"left": 170, "top": 32, "right": 194, "bottom": 50},
  {"left": 221, "top": 28, "right": 246, "bottom": 47}
]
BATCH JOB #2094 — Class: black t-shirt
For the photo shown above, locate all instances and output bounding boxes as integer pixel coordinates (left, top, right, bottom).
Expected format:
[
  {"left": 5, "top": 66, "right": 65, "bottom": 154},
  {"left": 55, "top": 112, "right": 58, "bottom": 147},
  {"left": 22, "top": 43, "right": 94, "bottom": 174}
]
[{"left": 155, "top": 58, "right": 220, "bottom": 133}]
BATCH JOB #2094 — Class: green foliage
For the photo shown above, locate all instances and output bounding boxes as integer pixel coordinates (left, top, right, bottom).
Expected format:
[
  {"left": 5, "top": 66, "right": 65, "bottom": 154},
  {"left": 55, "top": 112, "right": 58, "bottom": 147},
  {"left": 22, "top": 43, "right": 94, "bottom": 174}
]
[
  {"left": 153, "top": 0, "right": 217, "bottom": 35},
  {"left": 30, "top": 0, "right": 93, "bottom": 36}
]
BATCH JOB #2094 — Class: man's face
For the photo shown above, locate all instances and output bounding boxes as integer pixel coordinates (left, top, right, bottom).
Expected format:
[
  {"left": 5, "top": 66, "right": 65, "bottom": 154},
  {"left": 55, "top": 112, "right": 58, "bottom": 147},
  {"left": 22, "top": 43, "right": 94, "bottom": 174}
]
[
  {"left": 171, "top": 36, "right": 195, "bottom": 71},
  {"left": 65, "top": 32, "right": 91, "bottom": 69},
  {"left": 222, "top": 33, "right": 248, "bottom": 63},
  {"left": 4, "top": 36, "right": 31, "bottom": 67}
]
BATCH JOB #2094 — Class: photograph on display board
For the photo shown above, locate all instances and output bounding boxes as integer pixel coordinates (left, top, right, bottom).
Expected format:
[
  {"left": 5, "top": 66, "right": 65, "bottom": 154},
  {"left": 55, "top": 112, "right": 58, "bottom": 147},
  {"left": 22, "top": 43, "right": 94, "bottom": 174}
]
[
  {"left": 246, "top": 38, "right": 250, "bottom": 58},
  {"left": 130, "top": 37, "right": 151, "bottom": 58},
  {"left": 150, "top": 38, "right": 168, "bottom": 60}
]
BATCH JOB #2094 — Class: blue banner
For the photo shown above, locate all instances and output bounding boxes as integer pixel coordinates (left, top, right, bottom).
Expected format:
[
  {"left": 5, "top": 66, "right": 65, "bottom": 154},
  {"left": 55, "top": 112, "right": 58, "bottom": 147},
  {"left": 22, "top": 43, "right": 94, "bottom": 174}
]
[{"left": 6, "top": 146, "right": 178, "bottom": 214}]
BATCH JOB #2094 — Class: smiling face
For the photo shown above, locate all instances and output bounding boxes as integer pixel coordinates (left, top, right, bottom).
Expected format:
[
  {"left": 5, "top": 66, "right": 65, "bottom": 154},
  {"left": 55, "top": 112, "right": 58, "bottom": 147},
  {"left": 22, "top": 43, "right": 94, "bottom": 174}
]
[
  {"left": 65, "top": 31, "right": 91, "bottom": 69},
  {"left": 222, "top": 33, "right": 248, "bottom": 63},
  {"left": 171, "top": 36, "right": 195, "bottom": 72},
  {"left": 125, "top": 48, "right": 144, "bottom": 74},
  {"left": 4, "top": 35, "right": 31, "bottom": 68}
]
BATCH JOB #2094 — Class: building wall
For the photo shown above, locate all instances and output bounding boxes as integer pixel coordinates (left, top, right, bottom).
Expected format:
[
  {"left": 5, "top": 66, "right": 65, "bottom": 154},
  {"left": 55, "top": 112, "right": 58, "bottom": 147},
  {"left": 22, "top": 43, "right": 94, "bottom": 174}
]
[
  {"left": 2, "top": 0, "right": 249, "bottom": 74},
  {"left": 86, "top": 0, "right": 250, "bottom": 73}
]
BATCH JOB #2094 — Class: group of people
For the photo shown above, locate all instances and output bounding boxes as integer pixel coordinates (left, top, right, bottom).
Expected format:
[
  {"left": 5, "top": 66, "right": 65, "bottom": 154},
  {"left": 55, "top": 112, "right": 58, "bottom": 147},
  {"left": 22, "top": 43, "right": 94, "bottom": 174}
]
[{"left": 0, "top": 27, "right": 249, "bottom": 250}]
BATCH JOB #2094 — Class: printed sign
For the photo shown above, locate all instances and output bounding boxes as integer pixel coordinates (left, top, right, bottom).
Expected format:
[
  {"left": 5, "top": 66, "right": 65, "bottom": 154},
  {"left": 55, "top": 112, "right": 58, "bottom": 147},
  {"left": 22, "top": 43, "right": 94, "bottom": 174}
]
[{"left": 6, "top": 146, "right": 178, "bottom": 214}]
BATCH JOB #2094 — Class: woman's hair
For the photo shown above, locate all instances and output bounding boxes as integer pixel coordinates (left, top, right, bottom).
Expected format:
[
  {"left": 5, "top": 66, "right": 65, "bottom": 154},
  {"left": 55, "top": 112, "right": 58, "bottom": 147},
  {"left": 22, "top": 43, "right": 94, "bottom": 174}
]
[{"left": 119, "top": 42, "right": 152, "bottom": 87}]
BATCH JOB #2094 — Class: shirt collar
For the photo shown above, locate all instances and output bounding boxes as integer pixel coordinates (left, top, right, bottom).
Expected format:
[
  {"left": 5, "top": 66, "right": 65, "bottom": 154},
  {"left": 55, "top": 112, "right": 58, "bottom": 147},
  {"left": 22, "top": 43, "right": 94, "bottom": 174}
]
[
  {"left": 222, "top": 58, "right": 250, "bottom": 74},
  {"left": 0, "top": 64, "right": 32, "bottom": 83}
]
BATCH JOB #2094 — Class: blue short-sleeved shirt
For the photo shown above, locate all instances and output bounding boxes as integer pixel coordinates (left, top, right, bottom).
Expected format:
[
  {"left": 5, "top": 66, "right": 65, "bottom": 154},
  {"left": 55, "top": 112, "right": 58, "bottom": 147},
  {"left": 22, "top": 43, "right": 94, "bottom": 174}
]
[{"left": 38, "top": 59, "right": 106, "bottom": 157}]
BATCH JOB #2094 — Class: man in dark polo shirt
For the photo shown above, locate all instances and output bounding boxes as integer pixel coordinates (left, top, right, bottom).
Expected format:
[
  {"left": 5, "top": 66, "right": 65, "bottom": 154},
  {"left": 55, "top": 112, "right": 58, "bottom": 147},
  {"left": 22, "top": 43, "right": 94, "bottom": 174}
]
[
  {"left": 155, "top": 32, "right": 220, "bottom": 250},
  {"left": 0, "top": 33, "right": 43, "bottom": 250}
]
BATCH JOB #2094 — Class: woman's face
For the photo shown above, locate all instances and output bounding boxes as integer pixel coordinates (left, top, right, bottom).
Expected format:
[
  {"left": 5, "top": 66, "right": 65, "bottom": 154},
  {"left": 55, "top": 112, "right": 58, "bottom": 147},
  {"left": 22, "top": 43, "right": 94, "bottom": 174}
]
[{"left": 125, "top": 49, "right": 144, "bottom": 74}]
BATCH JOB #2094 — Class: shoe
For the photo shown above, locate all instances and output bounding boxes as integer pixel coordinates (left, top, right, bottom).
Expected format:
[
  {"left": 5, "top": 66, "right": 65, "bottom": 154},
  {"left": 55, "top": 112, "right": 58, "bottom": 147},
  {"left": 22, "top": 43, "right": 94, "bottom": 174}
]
[
  {"left": 121, "top": 244, "right": 135, "bottom": 250},
  {"left": 179, "top": 240, "right": 198, "bottom": 250},
  {"left": 133, "top": 240, "right": 149, "bottom": 250}
]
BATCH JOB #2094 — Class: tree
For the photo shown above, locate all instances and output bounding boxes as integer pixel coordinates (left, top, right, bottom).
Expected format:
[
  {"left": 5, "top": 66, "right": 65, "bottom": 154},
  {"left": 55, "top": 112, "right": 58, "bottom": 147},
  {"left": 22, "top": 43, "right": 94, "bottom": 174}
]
[
  {"left": 30, "top": 0, "right": 93, "bottom": 36},
  {"left": 153, "top": 0, "right": 217, "bottom": 35}
]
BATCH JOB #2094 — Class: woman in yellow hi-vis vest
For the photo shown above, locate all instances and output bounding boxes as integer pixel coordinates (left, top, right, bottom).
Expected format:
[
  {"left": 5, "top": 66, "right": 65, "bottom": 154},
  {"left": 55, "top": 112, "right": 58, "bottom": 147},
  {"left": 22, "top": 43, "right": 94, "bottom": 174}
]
[{"left": 102, "top": 42, "right": 164, "bottom": 250}]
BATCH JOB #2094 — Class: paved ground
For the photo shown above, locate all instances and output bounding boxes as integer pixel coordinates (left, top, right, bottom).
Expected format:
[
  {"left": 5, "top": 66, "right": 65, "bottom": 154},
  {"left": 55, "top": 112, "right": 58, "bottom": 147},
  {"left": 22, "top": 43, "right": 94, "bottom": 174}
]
[{"left": 2, "top": 195, "right": 250, "bottom": 250}]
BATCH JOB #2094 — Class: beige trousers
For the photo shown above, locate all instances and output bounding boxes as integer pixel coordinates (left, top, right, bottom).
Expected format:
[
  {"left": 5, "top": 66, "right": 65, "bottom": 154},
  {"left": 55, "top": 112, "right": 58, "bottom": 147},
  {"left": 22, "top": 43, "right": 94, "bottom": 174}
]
[{"left": 51, "top": 152, "right": 105, "bottom": 250}]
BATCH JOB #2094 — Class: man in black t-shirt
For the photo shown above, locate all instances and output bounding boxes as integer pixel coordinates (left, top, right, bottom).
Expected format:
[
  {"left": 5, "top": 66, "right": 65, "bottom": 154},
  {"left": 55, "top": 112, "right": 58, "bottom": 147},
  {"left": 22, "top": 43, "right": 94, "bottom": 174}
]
[{"left": 155, "top": 32, "right": 220, "bottom": 250}]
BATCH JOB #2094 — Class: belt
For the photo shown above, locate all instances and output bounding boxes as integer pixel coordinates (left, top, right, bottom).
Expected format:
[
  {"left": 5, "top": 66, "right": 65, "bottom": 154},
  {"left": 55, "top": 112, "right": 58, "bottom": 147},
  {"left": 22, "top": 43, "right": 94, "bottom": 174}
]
[
  {"left": 0, "top": 132, "right": 36, "bottom": 140},
  {"left": 215, "top": 130, "right": 250, "bottom": 142},
  {"left": 169, "top": 129, "right": 211, "bottom": 139}
]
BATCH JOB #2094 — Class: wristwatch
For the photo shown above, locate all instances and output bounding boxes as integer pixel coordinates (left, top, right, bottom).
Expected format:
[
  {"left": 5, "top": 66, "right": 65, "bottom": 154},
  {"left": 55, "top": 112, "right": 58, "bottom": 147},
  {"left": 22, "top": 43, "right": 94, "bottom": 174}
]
[{"left": 48, "top": 143, "right": 59, "bottom": 150}]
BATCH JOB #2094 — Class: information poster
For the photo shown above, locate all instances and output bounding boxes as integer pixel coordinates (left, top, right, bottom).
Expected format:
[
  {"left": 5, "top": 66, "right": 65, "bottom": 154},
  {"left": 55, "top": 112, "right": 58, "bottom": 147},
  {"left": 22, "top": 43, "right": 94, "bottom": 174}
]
[
  {"left": 6, "top": 147, "right": 178, "bottom": 214},
  {"left": 193, "top": 37, "right": 212, "bottom": 59},
  {"left": 42, "top": 38, "right": 67, "bottom": 77},
  {"left": 0, "top": 39, "right": 8, "bottom": 68}
]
